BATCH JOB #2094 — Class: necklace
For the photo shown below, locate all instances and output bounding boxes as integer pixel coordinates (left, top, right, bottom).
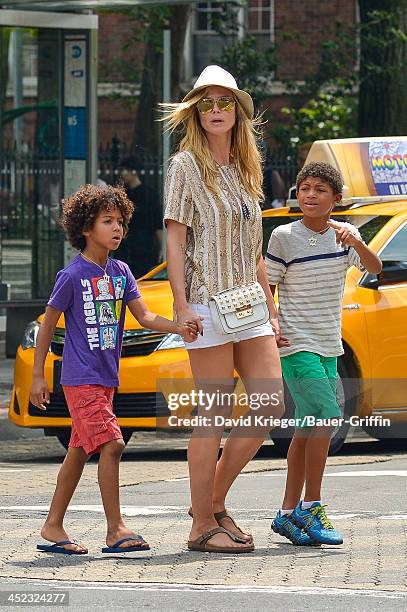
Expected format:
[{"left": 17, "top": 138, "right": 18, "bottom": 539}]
[
  {"left": 300, "top": 219, "right": 330, "bottom": 246},
  {"left": 80, "top": 252, "right": 110, "bottom": 283},
  {"left": 219, "top": 165, "right": 250, "bottom": 221}
]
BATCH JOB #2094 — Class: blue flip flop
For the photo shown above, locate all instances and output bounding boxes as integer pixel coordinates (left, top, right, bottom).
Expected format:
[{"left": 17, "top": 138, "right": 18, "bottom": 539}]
[
  {"left": 36, "top": 540, "right": 88, "bottom": 555},
  {"left": 101, "top": 536, "right": 150, "bottom": 553}
]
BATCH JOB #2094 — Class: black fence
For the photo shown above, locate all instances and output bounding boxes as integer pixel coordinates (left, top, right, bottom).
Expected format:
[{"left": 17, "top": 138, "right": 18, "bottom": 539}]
[
  {"left": 0, "top": 137, "right": 299, "bottom": 300},
  {"left": 97, "top": 136, "right": 300, "bottom": 207}
]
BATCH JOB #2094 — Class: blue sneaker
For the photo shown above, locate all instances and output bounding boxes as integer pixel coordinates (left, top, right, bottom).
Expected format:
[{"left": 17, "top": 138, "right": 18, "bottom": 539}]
[
  {"left": 271, "top": 511, "right": 319, "bottom": 546},
  {"left": 291, "top": 502, "right": 343, "bottom": 545}
]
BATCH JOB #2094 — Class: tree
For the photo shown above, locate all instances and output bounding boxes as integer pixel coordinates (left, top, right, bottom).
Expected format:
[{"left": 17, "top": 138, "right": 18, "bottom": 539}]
[
  {"left": 219, "top": 35, "right": 276, "bottom": 111},
  {"left": 268, "top": 21, "right": 357, "bottom": 149},
  {"left": 132, "top": 5, "right": 190, "bottom": 156},
  {"left": 102, "top": 5, "right": 191, "bottom": 157},
  {"left": 358, "top": 1, "right": 407, "bottom": 136}
]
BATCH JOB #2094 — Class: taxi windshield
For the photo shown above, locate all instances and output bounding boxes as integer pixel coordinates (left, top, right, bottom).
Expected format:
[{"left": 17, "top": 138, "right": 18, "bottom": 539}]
[
  {"left": 261, "top": 214, "right": 391, "bottom": 255},
  {"left": 143, "top": 214, "right": 392, "bottom": 281}
]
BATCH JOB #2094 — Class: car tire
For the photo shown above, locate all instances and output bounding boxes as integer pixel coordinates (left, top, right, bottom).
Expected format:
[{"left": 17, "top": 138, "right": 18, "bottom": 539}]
[
  {"left": 362, "top": 421, "right": 407, "bottom": 442},
  {"left": 56, "top": 428, "right": 133, "bottom": 451},
  {"left": 269, "top": 356, "right": 357, "bottom": 457}
]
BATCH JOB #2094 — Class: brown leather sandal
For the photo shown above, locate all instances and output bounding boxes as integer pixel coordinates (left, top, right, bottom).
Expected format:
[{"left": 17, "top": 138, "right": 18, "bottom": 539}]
[
  {"left": 214, "top": 510, "right": 254, "bottom": 544},
  {"left": 187, "top": 507, "right": 253, "bottom": 544},
  {"left": 188, "top": 526, "right": 254, "bottom": 553}
]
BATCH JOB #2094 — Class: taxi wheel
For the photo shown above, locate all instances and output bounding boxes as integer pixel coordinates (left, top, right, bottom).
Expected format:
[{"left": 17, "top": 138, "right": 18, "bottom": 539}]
[
  {"left": 56, "top": 429, "right": 133, "bottom": 450},
  {"left": 269, "top": 357, "right": 356, "bottom": 457},
  {"left": 362, "top": 421, "right": 407, "bottom": 442}
]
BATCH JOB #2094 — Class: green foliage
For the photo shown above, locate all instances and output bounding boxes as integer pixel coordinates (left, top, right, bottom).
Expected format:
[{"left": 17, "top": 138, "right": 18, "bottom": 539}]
[
  {"left": 98, "top": 6, "right": 171, "bottom": 105},
  {"left": 219, "top": 35, "right": 276, "bottom": 108},
  {"left": 281, "top": 92, "right": 357, "bottom": 144},
  {"left": 275, "top": 21, "right": 358, "bottom": 148}
]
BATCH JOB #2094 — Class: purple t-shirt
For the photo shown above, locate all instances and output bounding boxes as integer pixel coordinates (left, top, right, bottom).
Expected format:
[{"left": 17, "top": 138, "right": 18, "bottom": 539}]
[{"left": 47, "top": 255, "right": 141, "bottom": 387}]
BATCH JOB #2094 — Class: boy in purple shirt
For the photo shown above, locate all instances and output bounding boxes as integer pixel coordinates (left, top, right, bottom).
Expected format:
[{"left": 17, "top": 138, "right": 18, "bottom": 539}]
[{"left": 30, "top": 184, "right": 198, "bottom": 555}]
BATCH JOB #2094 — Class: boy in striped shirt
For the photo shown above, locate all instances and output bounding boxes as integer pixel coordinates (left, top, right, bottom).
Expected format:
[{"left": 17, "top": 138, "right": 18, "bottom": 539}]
[{"left": 266, "top": 162, "right": 381, "bottom": 546}]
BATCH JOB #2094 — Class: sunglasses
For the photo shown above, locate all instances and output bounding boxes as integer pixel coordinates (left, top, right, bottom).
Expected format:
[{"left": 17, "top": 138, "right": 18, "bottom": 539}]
[{"left": 197, "top": 96, "right": 236, "bottom": 114}]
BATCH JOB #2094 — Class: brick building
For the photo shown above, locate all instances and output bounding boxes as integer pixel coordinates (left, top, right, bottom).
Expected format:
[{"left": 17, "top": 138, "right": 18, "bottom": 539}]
[{"left": 98, "top": 0, "right": 358, "bottom": 145}]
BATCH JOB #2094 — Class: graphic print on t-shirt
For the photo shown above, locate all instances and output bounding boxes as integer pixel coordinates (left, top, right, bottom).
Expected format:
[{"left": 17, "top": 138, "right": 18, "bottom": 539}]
[
  {"left": 80, "top": 275, "right": 126, "bottom": 351},
  {"left": 96, "top": 301, "right": 117, "bottom": 325},
  {"left": 92, "top": 276, "right": 114, "bottom": 301},
  {"left": 113, "top": 275, "right": 126, "bottom": 300},
  {"left": 100, "top": 325, "right": 117, "bottom": 350},
  {"left": 113, "top": 276, "right": 126, "bottom": 320}
]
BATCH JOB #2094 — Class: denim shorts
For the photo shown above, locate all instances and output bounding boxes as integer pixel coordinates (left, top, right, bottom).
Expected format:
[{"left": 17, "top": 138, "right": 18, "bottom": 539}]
[{"left": 185, "top": 303, "right": 274, "bottom": 350}]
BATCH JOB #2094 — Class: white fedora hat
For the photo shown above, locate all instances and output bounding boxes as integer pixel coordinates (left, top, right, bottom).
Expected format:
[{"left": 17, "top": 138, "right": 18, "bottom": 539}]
[{"left": 182, "top": 65, "right": 254, "bottom": 118}]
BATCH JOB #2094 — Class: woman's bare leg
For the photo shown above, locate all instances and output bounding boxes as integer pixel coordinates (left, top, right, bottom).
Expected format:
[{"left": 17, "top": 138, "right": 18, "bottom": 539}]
[
  {"left": 188, "top": 342, "right": 250, "bottom": 549},
  {"left": 212, "top": 336, "right": 284, "bottom": 538}
]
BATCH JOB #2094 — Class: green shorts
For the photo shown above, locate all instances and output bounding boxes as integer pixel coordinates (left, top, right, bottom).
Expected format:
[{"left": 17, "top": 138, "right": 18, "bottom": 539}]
[{"left": 281, "top": 351, "right": 341, "bottom": 429}]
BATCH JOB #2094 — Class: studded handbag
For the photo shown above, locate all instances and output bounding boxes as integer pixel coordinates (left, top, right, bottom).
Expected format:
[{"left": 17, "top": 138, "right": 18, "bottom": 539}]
[
  {"left": 190, "top": 233, "right": 269, "bottom": 334},
  {"left": 208, "top": 281, "right": 269, "bottom": 334}
]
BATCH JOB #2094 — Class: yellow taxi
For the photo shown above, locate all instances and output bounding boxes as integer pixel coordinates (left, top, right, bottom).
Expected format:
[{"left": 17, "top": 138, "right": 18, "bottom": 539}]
[{"left": 9, "top": 137, "right": 407, "bottom": 454}]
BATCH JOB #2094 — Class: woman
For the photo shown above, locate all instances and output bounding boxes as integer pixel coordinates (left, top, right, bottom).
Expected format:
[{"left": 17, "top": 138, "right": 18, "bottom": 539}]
[{"left": 163, "top": 65, "right": 284, "bottom": 553}]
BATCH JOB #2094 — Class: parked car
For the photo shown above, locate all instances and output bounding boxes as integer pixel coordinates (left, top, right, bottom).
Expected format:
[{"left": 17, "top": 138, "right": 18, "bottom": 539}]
[{"left": 9, "top": 137, "right": 407, "bottom": 454}]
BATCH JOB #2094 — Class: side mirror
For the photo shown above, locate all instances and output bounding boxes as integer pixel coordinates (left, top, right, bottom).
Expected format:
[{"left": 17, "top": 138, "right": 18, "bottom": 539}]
[{"left": 362, "top": 261, "right": 407, "bottom": 290}]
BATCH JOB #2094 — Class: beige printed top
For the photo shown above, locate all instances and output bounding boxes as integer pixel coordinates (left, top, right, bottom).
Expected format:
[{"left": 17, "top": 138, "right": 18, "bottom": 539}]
[{"left": 164, "top": 151, "right": 263, "bottom": 305}]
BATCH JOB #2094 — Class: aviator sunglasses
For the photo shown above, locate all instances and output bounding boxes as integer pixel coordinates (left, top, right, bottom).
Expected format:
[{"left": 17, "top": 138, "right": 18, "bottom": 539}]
[{"left": 197, "top": 96, "right": 236, "bottom": 114}]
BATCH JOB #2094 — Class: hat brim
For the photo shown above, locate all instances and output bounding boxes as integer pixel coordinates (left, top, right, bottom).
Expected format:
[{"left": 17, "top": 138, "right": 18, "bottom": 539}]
[{"left": 182, "top": 85, "right": 254, "bottom": 119}]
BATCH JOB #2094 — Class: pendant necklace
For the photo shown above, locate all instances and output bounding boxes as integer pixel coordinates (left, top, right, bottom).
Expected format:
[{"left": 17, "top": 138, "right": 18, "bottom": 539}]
[
  {"left": 219, "top": 164, "right": 250, "bottom": 221},
  {"left": 81, "top": 252, "right": 110, "bottom": 283},
  {"left": 301, "top": 219, "right": 330, "bottom": 247}
]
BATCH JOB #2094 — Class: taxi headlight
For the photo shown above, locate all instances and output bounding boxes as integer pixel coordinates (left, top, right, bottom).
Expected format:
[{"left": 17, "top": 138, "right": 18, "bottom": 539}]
[
  {"left": 21, "top": 320, "right": 40, "bottom": 350},
  {"left": 154, "top": 333, "right": 185, "bottom": 351}
]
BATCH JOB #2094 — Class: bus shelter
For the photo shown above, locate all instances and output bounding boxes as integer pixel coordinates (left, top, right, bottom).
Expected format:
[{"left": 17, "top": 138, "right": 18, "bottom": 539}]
[{"left": 0, "top": 0, "right": 195, "bottom": 353}]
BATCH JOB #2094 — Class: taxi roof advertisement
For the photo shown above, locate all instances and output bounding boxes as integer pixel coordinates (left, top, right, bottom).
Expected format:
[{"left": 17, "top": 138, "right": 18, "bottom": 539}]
[{"left": 307, "top": 137, "right": 407, "bottom": 199}]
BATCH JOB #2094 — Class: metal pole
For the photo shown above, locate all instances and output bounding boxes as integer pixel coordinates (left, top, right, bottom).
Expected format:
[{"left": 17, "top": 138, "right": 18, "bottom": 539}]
[
  {"left": 10, "top": 29, "right": 23, "bottom": 146},
  {"left": 162, "top": 28, "right": 171, "bottom": 260},
  {"left": 88, "top": 27, "right": 98, "bottom": 184}
]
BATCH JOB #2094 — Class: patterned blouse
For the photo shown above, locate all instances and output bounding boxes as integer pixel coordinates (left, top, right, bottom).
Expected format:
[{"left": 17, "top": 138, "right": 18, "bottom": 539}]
[{"left": 164, "top": 151, "right": 263, "bottom": 305}]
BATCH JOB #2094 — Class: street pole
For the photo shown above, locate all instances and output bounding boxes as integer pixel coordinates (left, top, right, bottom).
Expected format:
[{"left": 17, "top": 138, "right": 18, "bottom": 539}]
[{"left": 162, "top": 28, "right": 171, "bottom": 261}]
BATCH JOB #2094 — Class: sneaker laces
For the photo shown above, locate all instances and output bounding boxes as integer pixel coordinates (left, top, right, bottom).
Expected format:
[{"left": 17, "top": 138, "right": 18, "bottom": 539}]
[{"left": 310, "top": 504, "right": 334, "bottom": 530}]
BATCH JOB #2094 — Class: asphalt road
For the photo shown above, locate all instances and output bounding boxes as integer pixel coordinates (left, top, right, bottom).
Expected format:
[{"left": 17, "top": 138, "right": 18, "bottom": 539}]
[{"left": 1, "top": 578, "right": 406, "bottom": 611}]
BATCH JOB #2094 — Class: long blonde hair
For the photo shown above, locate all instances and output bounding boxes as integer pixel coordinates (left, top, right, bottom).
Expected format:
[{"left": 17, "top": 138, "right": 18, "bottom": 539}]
[{"left": 161, "top": 89, "right": 264, "bottom": 201}]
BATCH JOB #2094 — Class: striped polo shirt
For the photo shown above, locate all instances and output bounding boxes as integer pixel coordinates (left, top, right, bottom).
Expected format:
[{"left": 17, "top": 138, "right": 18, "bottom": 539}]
[{"left": 265, "top": 220, "right": 364, "bottom": 357}]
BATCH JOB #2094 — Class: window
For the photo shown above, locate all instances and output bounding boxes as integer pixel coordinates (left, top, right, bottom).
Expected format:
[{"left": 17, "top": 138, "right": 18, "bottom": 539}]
[
  {"left": 195, "top": 2, "right": 226, "bottom": 33},
  {"left": 248, "top": 0, "right": 274, "bottom": 36},
  {"left": 193, "top": 1, "right": 274, "bottom": 75},
  {"left": 379, "top": 222, "right": 407, "bottom": 261}
]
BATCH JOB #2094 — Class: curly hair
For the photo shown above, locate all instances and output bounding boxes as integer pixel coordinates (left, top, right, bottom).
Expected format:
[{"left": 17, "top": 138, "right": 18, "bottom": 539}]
[
  {"left": 296, "top": 162, "right": 343, "bottom": 195},
  {"left": 61, "top": 184, "right": 134, "bottom": 251}
]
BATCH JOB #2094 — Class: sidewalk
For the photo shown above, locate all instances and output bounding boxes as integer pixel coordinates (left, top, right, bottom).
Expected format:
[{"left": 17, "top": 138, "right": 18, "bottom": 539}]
[
  {"left": 0, "top": 448, "right": 406, "bottom": 592},
  {"left": 0, "top": 356, "right": 14, "bottom": 409}
]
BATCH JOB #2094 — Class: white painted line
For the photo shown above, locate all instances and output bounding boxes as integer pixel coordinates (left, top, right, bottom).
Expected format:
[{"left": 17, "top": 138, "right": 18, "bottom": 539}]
[
  {"left": 0, "top": 578, "right": 405, "bottom": 599},
  {"left": 378, "top": 515, "right": 407, "bottom": 520},
  {"left": 0, "top": 469, "right": 32, "bottom": 473},
  {"left": 325, "top": 470, "right": 407, "bottom": 477},
  {"left": 0, "top": 505, "right": 183, "bottom": 516},
  {"left": 0, "top": 505, "right": 406, "bottom": 521}
]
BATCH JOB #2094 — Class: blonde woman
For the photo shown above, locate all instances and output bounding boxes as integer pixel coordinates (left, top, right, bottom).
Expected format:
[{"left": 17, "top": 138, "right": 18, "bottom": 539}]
[{"left": 163, "top": 66, "right": 284, "bottom": 553}]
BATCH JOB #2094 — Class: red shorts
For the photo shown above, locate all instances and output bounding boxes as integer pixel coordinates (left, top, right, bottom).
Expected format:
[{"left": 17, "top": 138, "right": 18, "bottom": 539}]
[{"left": 63, "top": 384, "right": 123, "bottom": 456}]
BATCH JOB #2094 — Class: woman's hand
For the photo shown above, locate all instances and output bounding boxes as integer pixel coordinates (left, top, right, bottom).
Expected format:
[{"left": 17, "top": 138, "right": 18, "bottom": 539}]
[
  {"left": 177, "top": 320, "right": 201, "bottom": 343},
  {"left": 174, "top": 304, "right": 204, "bottom": 336}
]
